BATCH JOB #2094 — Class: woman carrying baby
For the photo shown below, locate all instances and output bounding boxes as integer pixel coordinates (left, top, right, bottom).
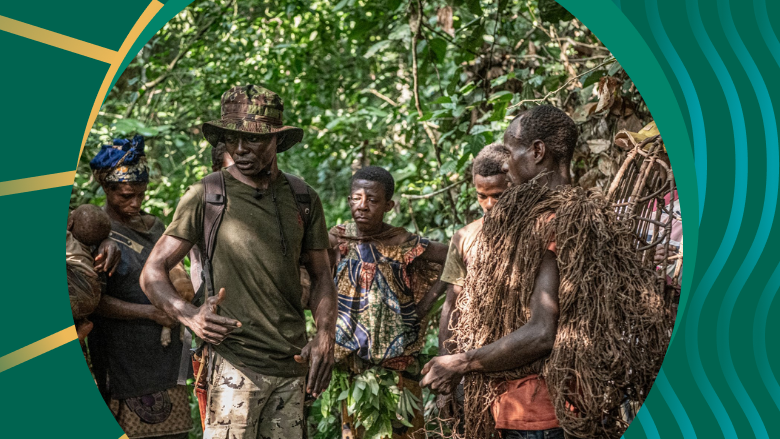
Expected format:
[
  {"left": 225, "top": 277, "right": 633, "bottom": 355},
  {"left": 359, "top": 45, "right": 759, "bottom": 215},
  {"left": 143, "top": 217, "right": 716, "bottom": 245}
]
[{"left": 88, "top": 135, "right": 193, "bottom": 439}]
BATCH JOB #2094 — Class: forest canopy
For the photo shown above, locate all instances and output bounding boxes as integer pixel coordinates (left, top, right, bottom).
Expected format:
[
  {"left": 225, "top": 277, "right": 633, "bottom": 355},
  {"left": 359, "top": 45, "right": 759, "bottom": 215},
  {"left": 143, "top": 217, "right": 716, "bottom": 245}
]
[{"left": 73, "top": 0, "right": 651, "bottom": 244}]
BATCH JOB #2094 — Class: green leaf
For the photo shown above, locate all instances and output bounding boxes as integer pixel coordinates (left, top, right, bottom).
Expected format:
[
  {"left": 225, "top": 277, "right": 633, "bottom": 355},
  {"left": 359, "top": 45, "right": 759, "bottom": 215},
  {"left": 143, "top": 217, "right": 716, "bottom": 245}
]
[
  {"left": 489, "top": 90, "right": 514, "bottom": 102},
  {"left": 364, "top": 40, "right": 393, "bottom": 58},
  {"left": 608, "top": 60, "right": 622, "bottom": 76},
  {"left": 466, "top": 0, "right": 483, "bottom": 16},
  {"left": 470, "top": 124, "right": 491, "bottom": 135},
  {"left": 491, "top": 71, "right": 515, "bottom": 87},
  {"left": 405, "top": 388, "right": 421, "bottom": 411},
  {"left": 369, "top": 376, "right": 380, "bottom": 395},
  {"left": 333, "top": 0, "right": 349, "bottom": 11},
  {"left": 528, "top": 75, "right": 544, "bottom": 87},
  {"left": 464, "top": 24, "right": 486, "bottom": 52},
  {"left": 490, "top": 101, "right": 508, "bottom": 121},
  {"left": 325, "top": 119, "right": 341, "bottom": 130},
  {"left": 352, "top": 385, "right": 364, "bottom": 404},
  {"left": 440, "top": 160, "right": 457, "bottom": 176},
  {"left": 459, "top": 83, "right": 477, "bottom": 95},
  {"left": 429, "top": 37, "right": 447, "bottom": 63},
  {"left": 582, "top": 69, "right": 606, "bottom": 88},
  {"left": 351, "top": 19, "right": 375, "bottom": 40},
  {"left": 469, "top": 133, "right": 487, "bottom": 157},
  {"left": 457, "top": 151, "right": 472, "bottom": 171},
  {"left": 419, "top": 111, "right": 434, "bottom": 121}
]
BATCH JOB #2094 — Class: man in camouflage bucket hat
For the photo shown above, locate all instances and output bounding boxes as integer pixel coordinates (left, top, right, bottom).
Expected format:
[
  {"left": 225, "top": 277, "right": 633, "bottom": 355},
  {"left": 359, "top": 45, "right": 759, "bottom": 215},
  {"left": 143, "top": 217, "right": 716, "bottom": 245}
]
[
  {"left": 202, "top": 84, "right": 304, "bottom": 152},
  {"left": 142, "top": 85, "right": 337, "bottom": 439}
]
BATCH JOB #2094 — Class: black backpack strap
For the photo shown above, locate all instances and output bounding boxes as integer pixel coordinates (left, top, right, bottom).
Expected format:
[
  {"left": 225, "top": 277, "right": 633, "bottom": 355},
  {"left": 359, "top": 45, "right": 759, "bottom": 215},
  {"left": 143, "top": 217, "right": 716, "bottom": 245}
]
[
  {"left": 284, "top": 173, "right": 313, "bottom": 231},
  {"left": 179, "top": 171, "right": 226, "bottom": 384},
  {"left": 199, "top": 171, "right": 227, "bottom": 380},
  {"left": 203, "top": 171, "right": 227, "bottom": 263}
]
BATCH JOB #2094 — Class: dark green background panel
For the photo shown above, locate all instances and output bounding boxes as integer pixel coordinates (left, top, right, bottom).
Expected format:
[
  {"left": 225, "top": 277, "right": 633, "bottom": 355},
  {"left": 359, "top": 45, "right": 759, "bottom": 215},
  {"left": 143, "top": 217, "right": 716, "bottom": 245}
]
[
  {"left": 0, "top": 187, "right": 75, "bottom": 357},
  {"left": 0, "top": 0, "right": 152, "bottom": 51},
  {"left": 0, "top": 31, "right": 107, "bottom": 182}
]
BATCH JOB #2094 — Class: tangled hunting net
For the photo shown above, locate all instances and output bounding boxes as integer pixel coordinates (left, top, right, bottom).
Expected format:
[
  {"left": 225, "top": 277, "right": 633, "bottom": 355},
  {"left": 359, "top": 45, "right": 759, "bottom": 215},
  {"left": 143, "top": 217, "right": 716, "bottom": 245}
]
[{"left": 453, "top": 180, "right": 671, "bottom": 438}]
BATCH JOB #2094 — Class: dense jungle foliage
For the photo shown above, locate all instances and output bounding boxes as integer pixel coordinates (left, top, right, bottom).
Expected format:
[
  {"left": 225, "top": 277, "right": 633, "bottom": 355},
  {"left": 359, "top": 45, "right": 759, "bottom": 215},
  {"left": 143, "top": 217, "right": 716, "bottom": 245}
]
[
  {"left": 73, "top": 0, "right": 650, "bottom": 240},
  {"left": 73, "top": 0, "right": 655, "bottom": 437}
]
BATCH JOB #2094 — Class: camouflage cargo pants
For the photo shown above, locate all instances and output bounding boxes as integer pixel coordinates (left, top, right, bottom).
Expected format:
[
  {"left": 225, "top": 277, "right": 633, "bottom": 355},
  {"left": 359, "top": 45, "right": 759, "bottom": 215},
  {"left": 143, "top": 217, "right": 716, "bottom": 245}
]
[{"left": 204, "top": 354, "right": 305, "bottom": 439}]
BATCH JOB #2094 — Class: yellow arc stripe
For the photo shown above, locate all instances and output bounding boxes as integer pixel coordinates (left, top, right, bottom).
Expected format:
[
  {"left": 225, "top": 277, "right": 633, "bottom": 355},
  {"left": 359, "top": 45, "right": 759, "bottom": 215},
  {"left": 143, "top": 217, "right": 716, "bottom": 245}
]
[
  {"left": 0, "top": 15, "right": 117, "bottom": 64},
  {"left": 0, "top": 170, "right": 75, "bottom": 197},
  {"left": 78, "top": 0, "right": 164, "bottom": 166},
  {"left": 0, "top": 326, "right": 77, "bottom": 374}
]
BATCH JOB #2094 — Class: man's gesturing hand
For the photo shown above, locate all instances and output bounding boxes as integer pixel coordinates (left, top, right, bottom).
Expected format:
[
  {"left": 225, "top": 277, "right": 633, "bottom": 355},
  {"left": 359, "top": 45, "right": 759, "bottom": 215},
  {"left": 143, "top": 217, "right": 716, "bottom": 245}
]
[
  {"left": 181, "top": 287, "right": 241, "bottom": 345},
  {"left": 294, "top": 331, "right": 335, "bottom": 397},
  {"left": 420, "top": 354, "right": 468, "bottom": 395}
]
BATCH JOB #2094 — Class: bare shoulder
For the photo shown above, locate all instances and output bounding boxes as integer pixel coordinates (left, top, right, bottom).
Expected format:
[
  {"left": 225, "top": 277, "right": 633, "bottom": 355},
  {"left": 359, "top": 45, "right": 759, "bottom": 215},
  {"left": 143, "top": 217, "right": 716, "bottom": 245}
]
[{"left": 454, "top": 218, "right": 483, "bottom": 246}]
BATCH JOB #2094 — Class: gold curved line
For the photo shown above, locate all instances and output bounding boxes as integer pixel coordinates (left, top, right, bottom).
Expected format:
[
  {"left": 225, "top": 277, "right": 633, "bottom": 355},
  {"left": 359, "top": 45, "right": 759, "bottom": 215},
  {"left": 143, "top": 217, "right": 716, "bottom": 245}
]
[
  {"left": 119, "top": 435, "right": 129, "bottom": 439},
  {"left": 0, "top": 170, "right": 76, "bottom": 197},
  {"left": 78, "top": 0, "right": 165, "bottom": 167},
  {"left": 0, "top": 326, "right": 77, "bottom": 374},
  {"left": 0, "top": 15, "right": 117, "bottom": 63}
]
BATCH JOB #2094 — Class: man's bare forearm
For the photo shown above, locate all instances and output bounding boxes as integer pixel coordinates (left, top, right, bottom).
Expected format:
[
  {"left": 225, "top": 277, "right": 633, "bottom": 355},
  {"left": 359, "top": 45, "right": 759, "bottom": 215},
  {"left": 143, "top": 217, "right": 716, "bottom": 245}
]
[
  {"left": 96, "top": 295, "right": 157, "bottom": 321},
  {"left": 459, "top": 321, "right": 556, "bottom": 374},
  {"left": 140, "top": 235, "right": 197, "bottom": 323},
  {"left": 141, "top": 265, "right": 197, "bottom": 322},
  {"left": 309, "top": 275, "right": 337, "bottom": 335},
  {"left": 304, "top": 249, "right": 338, "bottom": 335}
]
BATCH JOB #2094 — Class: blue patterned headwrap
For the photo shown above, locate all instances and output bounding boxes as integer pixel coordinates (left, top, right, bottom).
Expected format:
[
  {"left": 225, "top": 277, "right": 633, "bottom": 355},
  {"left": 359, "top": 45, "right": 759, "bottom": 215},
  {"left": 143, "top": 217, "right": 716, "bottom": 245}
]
[{"left": 89, "top": 135, "right": 149, "bottom": 184}]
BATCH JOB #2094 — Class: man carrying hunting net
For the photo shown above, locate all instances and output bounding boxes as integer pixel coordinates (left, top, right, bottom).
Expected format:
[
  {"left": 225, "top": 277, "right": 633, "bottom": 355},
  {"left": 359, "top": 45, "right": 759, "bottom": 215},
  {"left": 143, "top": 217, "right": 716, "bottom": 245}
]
[{"left": 421, "top": 106, "right": 670, "bottom": 439}]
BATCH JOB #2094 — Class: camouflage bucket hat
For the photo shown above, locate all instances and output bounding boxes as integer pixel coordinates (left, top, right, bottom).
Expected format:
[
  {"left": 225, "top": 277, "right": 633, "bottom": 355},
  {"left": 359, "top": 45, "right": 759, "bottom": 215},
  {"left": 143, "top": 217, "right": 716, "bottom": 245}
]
[{"left": 202, "top": 85, "right": 304, "bottom": 153}]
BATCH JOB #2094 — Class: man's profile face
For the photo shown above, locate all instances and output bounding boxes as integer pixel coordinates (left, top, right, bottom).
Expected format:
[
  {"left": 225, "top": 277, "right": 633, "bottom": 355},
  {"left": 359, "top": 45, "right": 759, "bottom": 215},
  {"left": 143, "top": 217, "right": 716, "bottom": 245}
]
[
  {"left": 224, "top": 132, "right": 277, "bottom": 176},
  {"left": 349, "top": 179, "right": 393, "bottom": 232},
  {"left": 502, "top": 119, "right": 537, "bottom": 186},
  {"left": 105, "top": 182, "right": 147, "bottom": 219},
  {"left": 474, "top": 173, "right": 508, "bottom": 214}
]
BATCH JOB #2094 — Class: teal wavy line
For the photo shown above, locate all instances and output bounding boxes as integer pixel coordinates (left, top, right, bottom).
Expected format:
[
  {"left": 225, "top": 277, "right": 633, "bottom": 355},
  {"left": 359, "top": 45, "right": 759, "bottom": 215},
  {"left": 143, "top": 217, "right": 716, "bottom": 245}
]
[
  {"left": 646, "top": 0, "right": 706, "bottom": 221},
  {"left": 657, "top": 368, "right": 698, "bottom": 438},
  {"left": 754, "top": 261, "right": 780, "bottom": 411},
  {"left": 715, "top": 0, "right": 776, "bottom": 436},
  {"left": 752, "top": 0, "right": 780, "bottom": 413},
  {"left": 637, "top": 404, "right": 660, "bottom": 439},
  {"left": 685, "top": 0, "right": 745, "bottom": 437}
]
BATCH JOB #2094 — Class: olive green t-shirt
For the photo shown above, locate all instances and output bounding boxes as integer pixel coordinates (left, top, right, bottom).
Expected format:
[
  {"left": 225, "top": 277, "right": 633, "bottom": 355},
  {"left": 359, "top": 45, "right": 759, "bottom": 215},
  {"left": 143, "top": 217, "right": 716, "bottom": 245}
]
[{"left": 165, "top": 169, "right": 330, "bottom": 377}]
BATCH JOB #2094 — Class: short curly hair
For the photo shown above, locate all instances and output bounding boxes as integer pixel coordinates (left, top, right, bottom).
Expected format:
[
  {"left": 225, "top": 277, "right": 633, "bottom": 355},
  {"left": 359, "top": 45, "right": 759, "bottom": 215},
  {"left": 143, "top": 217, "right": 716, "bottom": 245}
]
[
  {"left": 508, "top": 105, "right": 578, "bottom": 165},
  {"left": 473, "top": 143, "right": 508, "bottom": 177},
  {"left": 351, "top": 166, "right": 395, "bottom": 200}
]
